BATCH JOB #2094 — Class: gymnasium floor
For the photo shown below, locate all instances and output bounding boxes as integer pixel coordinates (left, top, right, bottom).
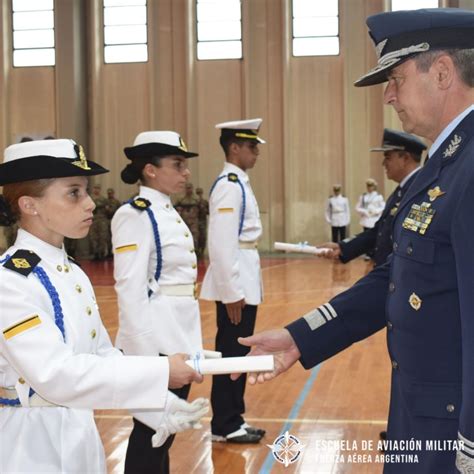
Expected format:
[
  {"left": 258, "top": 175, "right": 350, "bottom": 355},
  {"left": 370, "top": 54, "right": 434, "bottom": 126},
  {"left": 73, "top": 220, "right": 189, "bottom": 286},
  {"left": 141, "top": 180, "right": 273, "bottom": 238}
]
[{"left": 84, "top": 255, "right": 390, "bottom": 473}]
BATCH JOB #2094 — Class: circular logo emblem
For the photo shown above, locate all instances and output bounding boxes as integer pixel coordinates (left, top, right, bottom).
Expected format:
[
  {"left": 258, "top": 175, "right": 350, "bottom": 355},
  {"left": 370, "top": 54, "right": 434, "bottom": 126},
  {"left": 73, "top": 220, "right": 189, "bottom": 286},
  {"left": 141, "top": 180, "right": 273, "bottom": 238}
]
[{"left": 267, "top": 430, "right": 303, "bottom": 467}]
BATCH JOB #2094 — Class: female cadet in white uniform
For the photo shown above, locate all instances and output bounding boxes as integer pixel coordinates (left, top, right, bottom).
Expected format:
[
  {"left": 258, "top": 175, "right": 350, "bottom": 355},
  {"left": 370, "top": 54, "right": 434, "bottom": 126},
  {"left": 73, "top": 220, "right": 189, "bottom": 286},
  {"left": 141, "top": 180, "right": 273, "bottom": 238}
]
[
  {"left": 0, "top": 139, "right": 207, "bottom": 474},
  {"left": 111, "top": 131, "right": 203, "bottom": 474}
]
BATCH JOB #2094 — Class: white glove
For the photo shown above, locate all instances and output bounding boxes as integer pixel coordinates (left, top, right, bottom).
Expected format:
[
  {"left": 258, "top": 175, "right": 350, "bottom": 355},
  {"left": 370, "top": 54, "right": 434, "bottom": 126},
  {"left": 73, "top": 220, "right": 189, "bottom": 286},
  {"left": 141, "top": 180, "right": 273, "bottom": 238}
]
[{"left": 151, "top": 395, "right": 209, "bottom": 448}]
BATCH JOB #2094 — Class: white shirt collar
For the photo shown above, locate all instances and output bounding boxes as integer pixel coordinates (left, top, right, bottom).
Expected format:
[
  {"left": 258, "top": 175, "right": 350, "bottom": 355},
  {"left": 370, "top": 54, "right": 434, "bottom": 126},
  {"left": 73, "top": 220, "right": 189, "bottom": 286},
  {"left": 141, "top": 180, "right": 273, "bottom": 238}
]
[
  {"left": 223, "top": 162, "right": 249, "bottom": 183},
  {"left": 13, "top": 228, "right": 68, "bottom": 266},
  {"left": 429, "top": 104, "right": 474, "bottom": 157},
  {"left": 400, "top": 166, "right": 421, "bottom": 188},
  {"left": 139, "top": 185, "right": 172, "bottom": 208}
]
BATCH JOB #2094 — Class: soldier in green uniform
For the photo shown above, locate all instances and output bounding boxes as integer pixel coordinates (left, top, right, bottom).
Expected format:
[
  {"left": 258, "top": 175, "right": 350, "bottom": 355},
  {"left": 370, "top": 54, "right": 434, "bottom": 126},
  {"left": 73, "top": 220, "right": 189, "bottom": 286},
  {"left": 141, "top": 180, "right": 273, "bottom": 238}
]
[
  {"left": 195, "top": 187, "right": 209, "bottom": 259},
  {"left": 105, "top": 188, "right": 121, "bottom": 257},
  {"left": 89, "top": 184, "right": 109, "bottom": 260},
  {"left": 175, "top": 182, "right": 201, "bottom": 257}
]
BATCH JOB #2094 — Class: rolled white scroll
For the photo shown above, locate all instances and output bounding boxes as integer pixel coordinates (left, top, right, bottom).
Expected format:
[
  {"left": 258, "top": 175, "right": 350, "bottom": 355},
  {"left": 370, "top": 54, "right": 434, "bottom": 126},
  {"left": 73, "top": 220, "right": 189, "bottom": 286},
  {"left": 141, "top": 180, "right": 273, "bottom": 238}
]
[
  {"left": 186, "top": 355, "right": 274, "bottom": 375},
  {"left": 202, "top": 349, "right": 222, "bottom": 359},
  {"left": 274, "top": 241, "right": 329, "bottom": 256}
]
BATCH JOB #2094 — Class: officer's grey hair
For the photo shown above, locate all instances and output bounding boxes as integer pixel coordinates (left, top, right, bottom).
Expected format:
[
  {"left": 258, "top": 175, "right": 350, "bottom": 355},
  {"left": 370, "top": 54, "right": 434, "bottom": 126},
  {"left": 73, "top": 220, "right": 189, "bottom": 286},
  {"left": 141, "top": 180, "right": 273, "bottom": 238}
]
[{"left": 414, "top": 49, "right": 474, "bottom": 87}]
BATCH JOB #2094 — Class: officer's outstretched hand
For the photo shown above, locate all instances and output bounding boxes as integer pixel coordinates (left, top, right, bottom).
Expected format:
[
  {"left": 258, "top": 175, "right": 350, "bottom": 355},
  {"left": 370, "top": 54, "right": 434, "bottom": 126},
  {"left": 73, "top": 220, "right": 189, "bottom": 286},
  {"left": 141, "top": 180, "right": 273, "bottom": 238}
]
[
  {"left": 151, "top": 393, "right": 210, "bottom": 447},
  {"left": 168, "top": 353, "right": 203, "bottom": 388},
  {"left": 226, "top": 298, "right": 246, "bottom": 325},
  {"left": 318, "top": 242, "right": 341, "bottom": 259},
  {"left": 232, "top": 329, "right": 301, "bottom": 384}
]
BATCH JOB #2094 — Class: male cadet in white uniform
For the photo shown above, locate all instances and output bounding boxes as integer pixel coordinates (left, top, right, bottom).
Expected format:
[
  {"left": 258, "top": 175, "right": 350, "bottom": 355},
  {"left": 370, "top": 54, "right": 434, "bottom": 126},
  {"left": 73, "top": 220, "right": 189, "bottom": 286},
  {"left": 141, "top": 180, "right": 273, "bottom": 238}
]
[
  {"left": 325, "top": 184, "right": 350, "bottom": 243},
  {"left": 355, "top": 178, "right": 386, "bottom": 231},
  {"left": 201, "top": 119, "right": 266, "bottom": 443}
]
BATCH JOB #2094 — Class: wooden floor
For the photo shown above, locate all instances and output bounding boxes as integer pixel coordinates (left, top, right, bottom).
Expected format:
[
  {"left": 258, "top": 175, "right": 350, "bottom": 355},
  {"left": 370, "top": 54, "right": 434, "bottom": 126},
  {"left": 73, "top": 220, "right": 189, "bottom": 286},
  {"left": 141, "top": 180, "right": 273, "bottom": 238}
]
[{"left": 84, "top": 255, "right": 391, "bottom": 474}]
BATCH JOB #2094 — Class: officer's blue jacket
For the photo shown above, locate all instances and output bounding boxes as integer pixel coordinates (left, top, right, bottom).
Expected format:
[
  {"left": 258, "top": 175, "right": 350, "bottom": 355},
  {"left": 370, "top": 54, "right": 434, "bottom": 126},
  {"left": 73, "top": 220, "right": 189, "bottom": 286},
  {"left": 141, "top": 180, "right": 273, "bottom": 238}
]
[
  {"left": 287, "top": 110, "right": 474, "bottom": 473},
  {"left": 340, "top": 171, "right": 418, "bottom": 267}
]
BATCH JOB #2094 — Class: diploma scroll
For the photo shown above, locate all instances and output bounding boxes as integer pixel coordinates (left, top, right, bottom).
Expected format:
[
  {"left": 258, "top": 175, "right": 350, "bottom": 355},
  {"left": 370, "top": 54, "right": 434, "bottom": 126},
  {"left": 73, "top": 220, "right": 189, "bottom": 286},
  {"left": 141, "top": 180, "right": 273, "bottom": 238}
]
[
  {"left": 274, "top": 241, "right": 329, "bottom": 256},
  {"left": 186, "top": 355, "right": 274, "bottom": 375}
]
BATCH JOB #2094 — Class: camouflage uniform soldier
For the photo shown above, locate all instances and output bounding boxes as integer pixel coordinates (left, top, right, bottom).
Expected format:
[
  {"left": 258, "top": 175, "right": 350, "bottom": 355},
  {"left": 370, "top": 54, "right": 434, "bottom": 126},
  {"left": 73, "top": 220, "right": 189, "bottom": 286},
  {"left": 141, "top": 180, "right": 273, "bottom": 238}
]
[
  {"left": 105, "top": 188, "right": 121, "bottom": 257},
  {"left": 175, "top": 183, "right": 201, "bottom": 256},
  {"left": 195, "top": 187, "right": 209, "bottom": 259},
  {"left": 89, "top": 184, "right": 109, "bottom": 260}
]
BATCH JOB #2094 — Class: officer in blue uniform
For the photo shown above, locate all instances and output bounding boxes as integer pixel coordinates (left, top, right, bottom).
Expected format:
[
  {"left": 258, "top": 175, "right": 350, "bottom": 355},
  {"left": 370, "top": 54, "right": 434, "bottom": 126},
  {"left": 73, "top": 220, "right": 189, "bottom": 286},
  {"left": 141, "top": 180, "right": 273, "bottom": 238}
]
[
  {"left": 238, "top": 8, "right": 474, "bottom": 474},
  {"left": 322, "top": 129, "right": 426, "bottom": 267}
]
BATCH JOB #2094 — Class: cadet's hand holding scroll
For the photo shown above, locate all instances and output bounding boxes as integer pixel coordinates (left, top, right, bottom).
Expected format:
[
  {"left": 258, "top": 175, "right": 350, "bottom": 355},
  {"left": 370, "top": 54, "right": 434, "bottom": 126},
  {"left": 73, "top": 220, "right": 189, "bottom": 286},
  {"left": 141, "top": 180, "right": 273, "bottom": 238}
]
[
  {"left": 232, "top": 329, "right": 301, "bottom": 384},
  {"left": 168, "top": 353, "right": 203, "bottom": 388}
]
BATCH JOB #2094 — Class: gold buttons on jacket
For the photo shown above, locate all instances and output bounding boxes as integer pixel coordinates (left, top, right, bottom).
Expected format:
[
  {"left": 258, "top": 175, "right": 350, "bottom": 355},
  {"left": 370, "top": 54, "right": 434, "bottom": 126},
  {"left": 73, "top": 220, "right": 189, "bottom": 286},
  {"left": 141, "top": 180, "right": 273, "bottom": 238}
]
[
  {"left": 86, "top": 307, "right": 92, "bottom": 316},
  {"left": 166, "top": 204, "right": 170, "bottom": 209},
  {"left": 64, "top": 265, "right": 70, "bottom": 273},
  {"left": 391, "top": 360, "right": 399, "bottom": 370},
  {"left": 409, "top": 293, "right": 422, "bottom": 311},
  {"left": 389, "top": 282, "right": 395, "bottom": 292},
  {"left": 177, "top": 219, "right": 182, "bottom": 223},
  {"left": 446, "top": 404, "right": 455, "bottom": 413},
  {"left": 56, "top": 265, "right": 62, "bottom": 272},
  {"left": 185, "top": 232, "right": 190, "bottom": 237},
  {"left": 75, "top": 284, "right": 82, "bottom": 293},
  {"left": 18, "top": 377, "right": 25, "bottom": 384},
  {"left": 192, "top": 263, "right": 197, "bottom": 269},
  {"left": 190, "top": 249, "right": 195, "bottom": 254},
  {"left": 91, "top": 329, "right": 97, "bottom": 339}
]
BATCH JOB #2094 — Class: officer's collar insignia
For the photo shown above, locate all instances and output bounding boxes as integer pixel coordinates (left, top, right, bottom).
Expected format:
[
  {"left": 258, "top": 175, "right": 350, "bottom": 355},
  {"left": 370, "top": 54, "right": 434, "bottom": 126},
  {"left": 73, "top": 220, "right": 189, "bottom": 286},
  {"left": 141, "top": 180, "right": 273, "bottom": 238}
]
[
  {"left": 427, "top": 186, "right": 446, "bottom": 202},
  {"left": 178, "top": 137, "right": 188, "bottom": 152},
  {"left": 390, "top": 206, "right": 398, "bottom": 216},
  {"left": 443, "top": 134, "right": 462, "bottom": 159},
  {"left": 72, "top": 145, "right": 92, "bottom": 170},
  {"left": 409, "top": 293, "right": 422, "bottom": 311},
  {"left": 130, "top": 197, "right": 151, "bottom": 210},
  {"left": 228, "top": 173, "right": 239, "bottom": 182},
  {"left": 3, "top": 249, "right": 41, "bottom": 276}
]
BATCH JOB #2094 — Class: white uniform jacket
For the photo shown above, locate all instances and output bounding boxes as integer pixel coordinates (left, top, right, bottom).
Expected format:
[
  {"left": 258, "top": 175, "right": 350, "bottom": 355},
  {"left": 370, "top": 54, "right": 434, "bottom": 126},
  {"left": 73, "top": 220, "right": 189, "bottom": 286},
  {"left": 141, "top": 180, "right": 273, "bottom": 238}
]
[
  {"left": 325, "top": 195, "right": 350, "bottom": 227},
  {"left": 112, "top": 185, "right": 202, "bottom": 357},
  {"left": 200, "top": 162, "right": 263, "bottom": 305},
  {"left": 0, "top": 229, "right": 169, "bottom": 474},
  {"left": 355, "top": 191, "right": 385, "bottom": 229}
]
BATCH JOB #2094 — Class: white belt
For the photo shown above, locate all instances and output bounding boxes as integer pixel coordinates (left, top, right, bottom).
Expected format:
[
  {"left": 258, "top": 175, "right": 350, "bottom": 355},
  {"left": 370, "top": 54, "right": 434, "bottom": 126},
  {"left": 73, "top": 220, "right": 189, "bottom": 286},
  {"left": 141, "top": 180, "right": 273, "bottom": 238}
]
[
  {"left": 239, "top": 241, "right": 258, "bottom": 250},
  {"left": 0, "top": 387, "right": 56, "bottom": 408},
  {"left": 160, "top": 283, "right": 198, "bottom": 298}
]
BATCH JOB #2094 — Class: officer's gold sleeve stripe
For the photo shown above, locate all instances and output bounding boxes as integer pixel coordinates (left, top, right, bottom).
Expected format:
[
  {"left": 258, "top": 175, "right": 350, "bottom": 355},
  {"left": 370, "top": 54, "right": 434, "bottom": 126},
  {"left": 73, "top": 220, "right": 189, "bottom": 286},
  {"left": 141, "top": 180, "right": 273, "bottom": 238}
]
[
  {"left": 115, "top": 244, "right": 138, "bottom": 253},
  {"left": 218, "top": 208, "right": 234, "bottom": 213},
  {"left": 3, "top": 315, "right": 42, "bottom": 340}
]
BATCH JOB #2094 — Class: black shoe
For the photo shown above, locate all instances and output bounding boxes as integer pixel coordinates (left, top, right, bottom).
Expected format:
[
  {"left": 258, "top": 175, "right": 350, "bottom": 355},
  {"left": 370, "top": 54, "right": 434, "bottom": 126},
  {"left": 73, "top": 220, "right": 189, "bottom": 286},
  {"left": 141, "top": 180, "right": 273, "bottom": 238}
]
[
  {"left": 243, "top": 425, "right": 266, "bottom": 437},
  {"left": 379, "top": 431, "right": 387, "bottom": 452},
  {"left": 211, "top": 429, "right": 262, "bottom": 444}
]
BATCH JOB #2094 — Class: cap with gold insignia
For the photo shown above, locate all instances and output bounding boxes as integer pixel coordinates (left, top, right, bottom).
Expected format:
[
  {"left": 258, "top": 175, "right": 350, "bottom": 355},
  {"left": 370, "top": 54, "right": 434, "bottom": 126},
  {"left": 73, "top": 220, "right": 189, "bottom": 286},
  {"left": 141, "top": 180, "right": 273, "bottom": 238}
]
[
  {"left": 0, "top": 139, "right": 108, "bottom": 186},
  {"left": 355, "top": 8, "right": 474, "bottom": 87},
  {"left": 371, "top": 129, "right": 427, "bottom": 157},
  {"left": 216, "top": 118, "right": 266, "bottom": 144},
  {"left": 124, "top": 131, "right": 198, "bottom": 160}
]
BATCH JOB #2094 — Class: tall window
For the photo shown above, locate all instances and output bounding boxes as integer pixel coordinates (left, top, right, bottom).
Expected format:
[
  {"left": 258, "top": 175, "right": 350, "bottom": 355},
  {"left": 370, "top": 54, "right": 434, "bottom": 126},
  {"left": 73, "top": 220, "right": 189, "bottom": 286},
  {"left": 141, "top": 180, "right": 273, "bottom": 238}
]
[
  {"left": 12, "top": 0, "right": 55, "bottom": 67},
  {"left": 103, "top": 0, "right": 148, "bottom": 64},
  {"left": 391, "top": 0, "right": 438, "bottom": 10},
  {"left": 292, "top": 0, "right": 339, "bottom": 57},
  {"left": 196, "top": 0, "right": 242, "bottom": 60}
]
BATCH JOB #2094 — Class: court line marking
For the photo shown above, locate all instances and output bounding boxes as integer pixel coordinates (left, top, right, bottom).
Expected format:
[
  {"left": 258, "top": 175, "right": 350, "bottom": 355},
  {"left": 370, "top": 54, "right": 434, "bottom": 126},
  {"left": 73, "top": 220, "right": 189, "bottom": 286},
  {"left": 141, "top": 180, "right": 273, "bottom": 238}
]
[
  {"left": 94, "top": 414, "right": 386, "bottom": 425},
  {"left": 259, "top": 365, "right": 321, "bottom": 473}
]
